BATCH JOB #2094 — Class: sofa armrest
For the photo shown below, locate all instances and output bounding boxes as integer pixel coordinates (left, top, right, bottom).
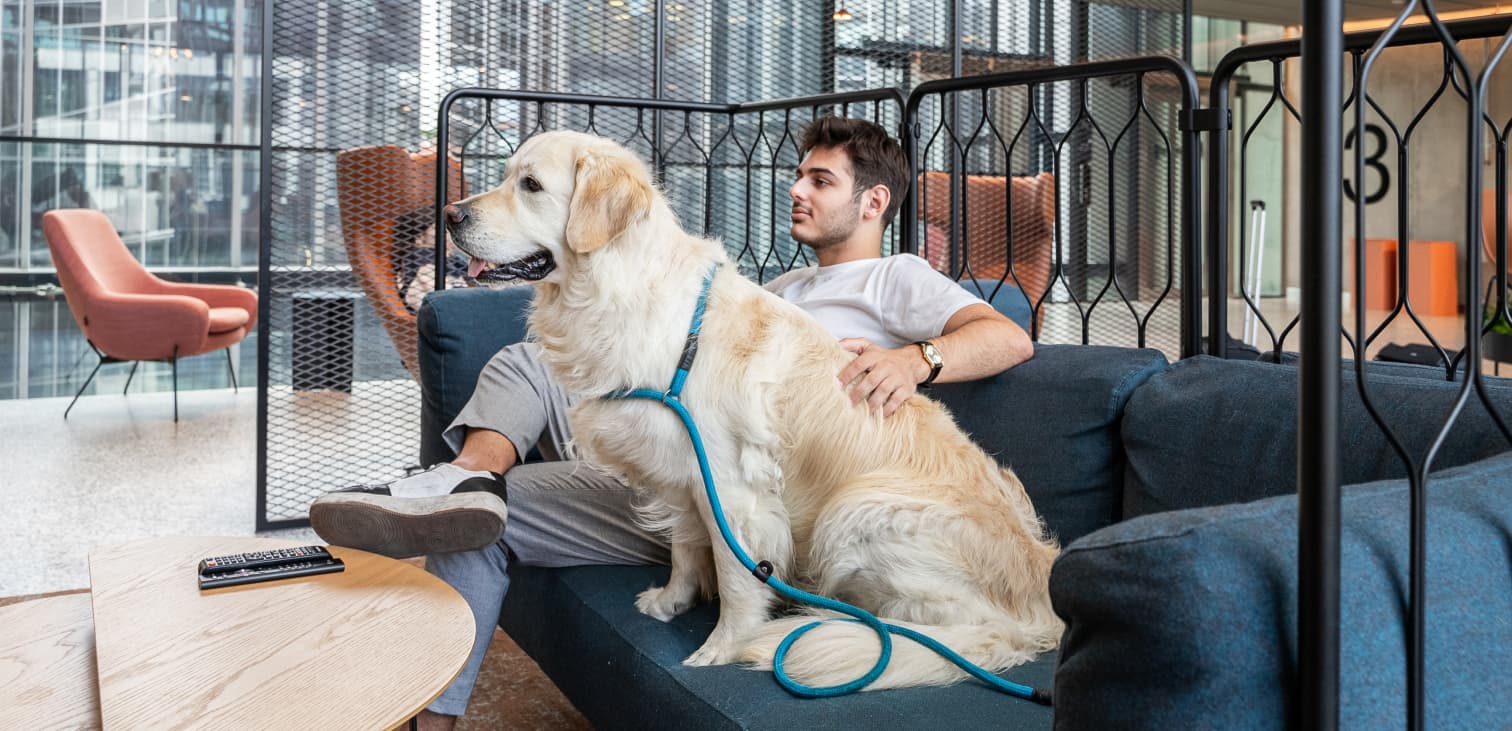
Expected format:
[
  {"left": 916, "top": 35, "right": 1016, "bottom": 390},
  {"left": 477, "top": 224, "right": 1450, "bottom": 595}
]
[
  {"left": 417, "top": 286, "right": 534, "bottom": 466},
  {"left": 1050, "top": 450, "right": 1512, "bottom": 729}
]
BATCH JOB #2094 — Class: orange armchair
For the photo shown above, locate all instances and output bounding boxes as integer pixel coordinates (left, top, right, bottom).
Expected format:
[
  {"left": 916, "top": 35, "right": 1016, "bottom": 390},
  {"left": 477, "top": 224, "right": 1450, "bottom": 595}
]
[
  {"left": 917, "top": 171, "right": 1056, "bottom": 332},
  {"left": 43, "top": 209, "right": 258, "bottom": 421},
  {"left": 334, "top": 145, "right": 465, "bottom": 379}
]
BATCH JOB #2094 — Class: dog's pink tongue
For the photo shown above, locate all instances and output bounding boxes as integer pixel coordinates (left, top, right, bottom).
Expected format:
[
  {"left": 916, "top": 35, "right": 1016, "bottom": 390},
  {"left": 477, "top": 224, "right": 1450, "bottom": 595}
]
[{"left": 467, "top": 257, "right": 489, "bottom": 278}]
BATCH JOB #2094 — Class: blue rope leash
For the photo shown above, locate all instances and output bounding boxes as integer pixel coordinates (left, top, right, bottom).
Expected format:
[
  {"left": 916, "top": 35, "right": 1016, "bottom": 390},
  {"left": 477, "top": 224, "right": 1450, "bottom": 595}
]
[{"left": 604, "top": 264, "right": 1050, "bottom": 704}]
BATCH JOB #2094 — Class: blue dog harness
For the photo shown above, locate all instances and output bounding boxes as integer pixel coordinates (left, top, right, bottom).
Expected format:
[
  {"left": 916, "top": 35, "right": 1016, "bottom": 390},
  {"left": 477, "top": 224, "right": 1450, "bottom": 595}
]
[{"left": 603, "top": 263, "right": 1051, "bottom": 704}]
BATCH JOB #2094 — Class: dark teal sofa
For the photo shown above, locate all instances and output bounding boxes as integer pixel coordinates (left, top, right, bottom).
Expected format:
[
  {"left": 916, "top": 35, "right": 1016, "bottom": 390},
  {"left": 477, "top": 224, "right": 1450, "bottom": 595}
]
[{"left": 416, "top": 285, "right": 1512, "bottom": 730}]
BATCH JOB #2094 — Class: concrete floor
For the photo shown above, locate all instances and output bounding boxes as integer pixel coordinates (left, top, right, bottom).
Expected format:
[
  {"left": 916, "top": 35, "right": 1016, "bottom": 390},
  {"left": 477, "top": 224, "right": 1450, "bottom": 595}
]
[{"left": 0, "top": 387, "right": 314, "bottom": 598}]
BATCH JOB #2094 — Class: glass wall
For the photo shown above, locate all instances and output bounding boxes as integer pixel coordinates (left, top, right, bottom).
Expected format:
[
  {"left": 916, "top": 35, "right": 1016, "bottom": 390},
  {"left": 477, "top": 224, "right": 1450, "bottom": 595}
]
[{"left": 1, "top": 0, "right": 261, "bottom": 399}]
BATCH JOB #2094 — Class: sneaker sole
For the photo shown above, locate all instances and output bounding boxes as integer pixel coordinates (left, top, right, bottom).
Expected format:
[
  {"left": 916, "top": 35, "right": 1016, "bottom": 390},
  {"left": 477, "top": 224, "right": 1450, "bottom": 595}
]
[{"left": 309, "top": 492, "right": 507, "bottom": 559}]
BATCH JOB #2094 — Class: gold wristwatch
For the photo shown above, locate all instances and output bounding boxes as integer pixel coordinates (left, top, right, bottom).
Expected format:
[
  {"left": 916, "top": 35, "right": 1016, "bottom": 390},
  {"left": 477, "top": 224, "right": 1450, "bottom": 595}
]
[{"left": 914, "top": 340, "right": 944, "bottom": 385}]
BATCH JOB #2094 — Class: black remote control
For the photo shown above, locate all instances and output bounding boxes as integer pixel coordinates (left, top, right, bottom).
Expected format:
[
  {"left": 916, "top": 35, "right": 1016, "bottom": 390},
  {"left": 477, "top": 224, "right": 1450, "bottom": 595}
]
[
  {"left": 198, "top": 557, "right": 345, "bottom": 590},
  {"left": 198, "top": 545, "right": 334, "bottom": 575}
]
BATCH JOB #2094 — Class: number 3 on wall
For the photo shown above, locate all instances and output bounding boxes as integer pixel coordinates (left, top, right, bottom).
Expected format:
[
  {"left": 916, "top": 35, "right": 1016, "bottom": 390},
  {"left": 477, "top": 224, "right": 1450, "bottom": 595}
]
[{"left": 1344, "top": 123, "right": 1391, "bottom": 205}]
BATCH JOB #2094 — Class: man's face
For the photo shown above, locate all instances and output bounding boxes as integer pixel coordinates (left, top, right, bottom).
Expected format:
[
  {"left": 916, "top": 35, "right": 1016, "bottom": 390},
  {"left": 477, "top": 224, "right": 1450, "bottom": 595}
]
[{"left": 789, "top": 145, "right": 864, "bottom": 249}]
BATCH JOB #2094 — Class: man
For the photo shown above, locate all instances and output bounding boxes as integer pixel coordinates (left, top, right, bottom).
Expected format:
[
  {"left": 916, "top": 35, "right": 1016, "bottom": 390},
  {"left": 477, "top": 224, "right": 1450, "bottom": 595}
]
[{"left": 311, "top": 117, "right": 1033, "bottom": 729}]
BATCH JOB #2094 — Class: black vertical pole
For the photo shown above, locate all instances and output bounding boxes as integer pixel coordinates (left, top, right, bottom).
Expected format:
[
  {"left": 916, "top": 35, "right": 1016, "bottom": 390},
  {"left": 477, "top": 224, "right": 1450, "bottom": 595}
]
[
  {"left": 1299, "top": 1, "right": 1343, "bottom": 729},
  {"left": 652, "top": 0, "right": 666, "bottom": 181},
  {"left": 947, "top": 0, "right": 963, "bottom": 279},
  {"left": 255, "top": 0, "right": 274, "bottom": 532},
  {"left": 1182, "top": 0, "right": 1193, "bottom": 64},
  {"left": 1203, "top": 74, "right": 1230, "bottom": 359},
  {"left": 821, "top": 3, "right": 836, "bottom": 95}
]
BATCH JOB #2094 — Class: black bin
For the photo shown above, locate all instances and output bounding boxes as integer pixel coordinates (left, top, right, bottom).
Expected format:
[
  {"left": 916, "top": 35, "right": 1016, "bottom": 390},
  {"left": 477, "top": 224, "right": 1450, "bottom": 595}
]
[{"left": 291, "top": 291, "right": 359, "bottom": 392}]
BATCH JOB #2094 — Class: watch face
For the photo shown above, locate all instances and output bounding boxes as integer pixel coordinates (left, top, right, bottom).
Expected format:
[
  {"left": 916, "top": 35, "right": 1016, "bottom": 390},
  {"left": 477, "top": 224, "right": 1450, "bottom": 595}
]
[{"left": 922, "top": 341, "right": 942, "bottom": 365}]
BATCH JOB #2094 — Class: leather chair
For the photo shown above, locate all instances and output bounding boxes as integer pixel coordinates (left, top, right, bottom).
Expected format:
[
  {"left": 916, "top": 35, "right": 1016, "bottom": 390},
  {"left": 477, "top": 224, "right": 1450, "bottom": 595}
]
[
  {"left": 334, "top": 145, "right": 465, "bottom": 380},
  {"left": 918, "top": 171, "right": 1056, "bottom": 334},
  {"left": 43, "top": 209, "right": 258, "bottom": 421}
]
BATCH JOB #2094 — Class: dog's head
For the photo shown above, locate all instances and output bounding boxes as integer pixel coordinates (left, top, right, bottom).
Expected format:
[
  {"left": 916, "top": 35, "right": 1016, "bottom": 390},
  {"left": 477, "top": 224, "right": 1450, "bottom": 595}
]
[{"left": 444, "top": 131, "right": 654, "bottom": 285}]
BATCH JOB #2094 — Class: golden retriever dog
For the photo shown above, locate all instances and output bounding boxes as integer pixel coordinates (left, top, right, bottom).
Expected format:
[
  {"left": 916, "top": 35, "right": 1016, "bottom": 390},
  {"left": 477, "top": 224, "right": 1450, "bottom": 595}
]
[{"left": 444, "top": 130, "right": 1061, "bottom": 689}]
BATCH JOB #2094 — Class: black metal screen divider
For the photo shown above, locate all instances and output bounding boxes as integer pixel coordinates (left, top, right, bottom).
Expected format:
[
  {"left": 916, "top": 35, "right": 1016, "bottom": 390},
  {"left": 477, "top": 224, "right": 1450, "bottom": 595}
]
[
  {"left": 254, "top": 0, "right": 275, "bottom": 533},
  {"left": 903, "top": 56, "right": 1205, "bottom": 358},
  {"left": 1212, "top": 10, "right": 1512, "bottom": 728}
]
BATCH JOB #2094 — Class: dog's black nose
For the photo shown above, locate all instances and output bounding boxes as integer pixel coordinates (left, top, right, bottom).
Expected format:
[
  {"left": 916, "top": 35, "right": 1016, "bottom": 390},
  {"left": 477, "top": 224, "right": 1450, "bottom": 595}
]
[{"left": 444, "top": 204, "right": 469, "bottom": 225}]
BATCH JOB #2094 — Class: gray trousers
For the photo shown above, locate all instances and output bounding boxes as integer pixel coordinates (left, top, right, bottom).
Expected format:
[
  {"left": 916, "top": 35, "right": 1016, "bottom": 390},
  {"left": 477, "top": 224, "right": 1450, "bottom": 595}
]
[{"left": 426, "top": 342, "right": 669, "bottom": 717}]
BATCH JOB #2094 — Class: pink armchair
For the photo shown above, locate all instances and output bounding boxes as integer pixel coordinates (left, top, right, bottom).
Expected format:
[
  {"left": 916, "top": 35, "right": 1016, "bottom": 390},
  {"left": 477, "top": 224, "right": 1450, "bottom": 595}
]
[{"left": 42, "top": 209, "right": 258, "bottom": 421}]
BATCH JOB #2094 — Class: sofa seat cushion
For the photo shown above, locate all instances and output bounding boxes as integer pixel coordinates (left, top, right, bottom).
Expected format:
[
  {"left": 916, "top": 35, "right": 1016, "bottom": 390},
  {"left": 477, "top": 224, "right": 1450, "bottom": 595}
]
[
  {"left": 1051, "top": 450, "right": 1512, "bottom": 729},
  {"left": 1121, "top": 355, "right": 1512, "bottom": 517},
  {"left": 931, "top": 344, "right": 1169, "bottom": 544},
  {"left": 500, "top": 564, "right": 1056, "bottom": 730}
]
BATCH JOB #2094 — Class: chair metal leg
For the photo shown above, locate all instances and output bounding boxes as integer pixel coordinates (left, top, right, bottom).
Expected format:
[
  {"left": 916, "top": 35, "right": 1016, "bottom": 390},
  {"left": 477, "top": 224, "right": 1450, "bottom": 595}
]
[
  {"left": 65, "top": 355, "right": 105, "bottom": 420},
  {"left": 122, "top": 361, "right": 140, "bottom": 395},
  {"left": 171, "top": 346, "right": 179, "bottom": 423},
  {"left": 225, "top": 348, "right": 238, "bottom": 393}
]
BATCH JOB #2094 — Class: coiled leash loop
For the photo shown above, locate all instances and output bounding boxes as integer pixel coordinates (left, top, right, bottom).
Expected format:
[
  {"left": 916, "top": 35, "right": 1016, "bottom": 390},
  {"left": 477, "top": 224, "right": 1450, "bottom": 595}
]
[{"left": 604, "top": 264, "right": 1050, "bottom": 705}]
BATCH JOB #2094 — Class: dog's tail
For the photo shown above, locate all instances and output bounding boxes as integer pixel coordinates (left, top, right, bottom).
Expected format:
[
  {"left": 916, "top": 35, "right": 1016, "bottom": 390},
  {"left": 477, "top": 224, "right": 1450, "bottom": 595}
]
[{"left": 736, "top": 610, "right": 1059, "bottom": 691}]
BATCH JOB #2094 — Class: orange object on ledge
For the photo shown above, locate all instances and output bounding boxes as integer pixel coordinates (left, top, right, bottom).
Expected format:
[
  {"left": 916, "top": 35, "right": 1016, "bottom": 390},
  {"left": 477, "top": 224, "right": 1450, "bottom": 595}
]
[
  {"left": 1407, "top": 239, "right": 1459, "bottom": 316},
  {"left": 1348, "top": 238, "right": 1398, "bottom": 311}
]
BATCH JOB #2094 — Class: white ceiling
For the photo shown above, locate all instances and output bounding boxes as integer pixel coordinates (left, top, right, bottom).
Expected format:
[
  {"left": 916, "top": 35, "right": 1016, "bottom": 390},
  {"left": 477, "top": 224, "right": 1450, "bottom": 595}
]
[{"left": 1194, "top": 0, "right": 1507, "bottom": 26}]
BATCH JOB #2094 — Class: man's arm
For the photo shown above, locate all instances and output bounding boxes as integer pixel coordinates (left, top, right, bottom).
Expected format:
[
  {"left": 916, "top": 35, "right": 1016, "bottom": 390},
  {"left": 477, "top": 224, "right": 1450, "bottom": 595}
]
[
  {"left": 837, "top": 303, "right": 1033, "bottom": 417},
  {"left": 929, "top": 303, "right": 1034, "bottom": 381}
]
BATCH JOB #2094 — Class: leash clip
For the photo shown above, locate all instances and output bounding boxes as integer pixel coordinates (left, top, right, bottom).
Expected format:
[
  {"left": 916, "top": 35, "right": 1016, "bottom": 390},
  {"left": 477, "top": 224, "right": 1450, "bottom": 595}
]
[{"left": 751, "top": 560, "right": 774, "bottom": 583}]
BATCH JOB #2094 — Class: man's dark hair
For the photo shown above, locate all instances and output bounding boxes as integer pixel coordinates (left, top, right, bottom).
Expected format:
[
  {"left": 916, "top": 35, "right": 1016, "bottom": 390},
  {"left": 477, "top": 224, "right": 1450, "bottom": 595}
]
[
  {"left": 798, "top": 116, "right": 910, "bottom": 228},
  {"left": 394, "top": 206, "right": 436, "bottom": 250}
]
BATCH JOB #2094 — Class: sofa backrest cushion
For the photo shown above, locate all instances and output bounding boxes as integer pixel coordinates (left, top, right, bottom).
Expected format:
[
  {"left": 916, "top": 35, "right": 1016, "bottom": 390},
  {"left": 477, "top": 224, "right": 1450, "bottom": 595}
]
[
  {"left": 931, "top": 344, "right": 1168, "bottom": 545},
  {"left": 1051, "top": 450, "right": 1512, "bottom": 729},
  {"left": 417, "top": 286, "right": 533, "bottom": 466},
  {"left": 416, "top": 289, "right": 1166, "bottom": 547},
  {"left": 1121, "top": 355, "right": 1512, "bottom": 518}
]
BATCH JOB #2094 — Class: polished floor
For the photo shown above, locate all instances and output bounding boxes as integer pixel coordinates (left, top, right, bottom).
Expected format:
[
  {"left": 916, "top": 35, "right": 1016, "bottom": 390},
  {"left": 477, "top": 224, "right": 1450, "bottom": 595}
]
[
  {"left": 0, "top": 387, "right": 305, "bottom": 597},
  {"left": 0, "top": 386, "right": 591, "bottom": 729}
]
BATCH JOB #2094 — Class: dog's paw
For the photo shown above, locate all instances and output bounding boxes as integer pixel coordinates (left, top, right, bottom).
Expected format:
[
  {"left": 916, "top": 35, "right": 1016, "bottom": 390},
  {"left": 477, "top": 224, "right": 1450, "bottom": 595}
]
[
  {"left": 683, "top": 639, "right": 742, "bottom": 667},
  {"left": 635, "top": 585, "right": 694, "bottom": 623}
]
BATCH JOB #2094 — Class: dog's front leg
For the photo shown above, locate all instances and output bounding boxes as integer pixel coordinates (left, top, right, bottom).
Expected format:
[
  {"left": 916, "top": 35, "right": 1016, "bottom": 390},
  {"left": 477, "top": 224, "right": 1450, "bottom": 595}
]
[
  {"left": 684, "top": 494, "right": 792, "bottom": 667},
  {"left": 636, "top": 539, "right": 715, "bottom": 622}
]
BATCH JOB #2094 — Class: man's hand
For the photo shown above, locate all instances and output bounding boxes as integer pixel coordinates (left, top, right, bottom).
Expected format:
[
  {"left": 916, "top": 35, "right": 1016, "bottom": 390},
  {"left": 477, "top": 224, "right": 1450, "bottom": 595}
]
[{"left": 837, "top": 338, "right": 929, "bottom": 418}]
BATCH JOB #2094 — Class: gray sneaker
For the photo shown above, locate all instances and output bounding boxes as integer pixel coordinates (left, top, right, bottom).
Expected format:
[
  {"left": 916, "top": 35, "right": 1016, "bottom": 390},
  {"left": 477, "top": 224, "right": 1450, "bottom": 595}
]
[{"left": 309, "top": 468, "right": 508, "bottom": 559}]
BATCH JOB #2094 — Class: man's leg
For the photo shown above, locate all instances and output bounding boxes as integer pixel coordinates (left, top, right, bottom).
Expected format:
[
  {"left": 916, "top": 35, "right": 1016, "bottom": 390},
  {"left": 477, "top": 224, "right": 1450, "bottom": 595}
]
[
  {"left": 311, "top": 342, "right": 570, "bottom": 557},
  {"left": 450, "top": 428, "right": 519, "bottom": 475},
  {"left": 419, "top": 461, "right": 669, "bottom": 723}
]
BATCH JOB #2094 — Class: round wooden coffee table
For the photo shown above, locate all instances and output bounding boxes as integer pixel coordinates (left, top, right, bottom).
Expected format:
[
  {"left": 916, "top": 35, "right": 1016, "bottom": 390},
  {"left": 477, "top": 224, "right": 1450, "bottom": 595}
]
[
  {"left": 87, "top": 536, "right": 474, "bottom": 730},
  {"left": 0, "top": 592, "right": 101, "bottom": 729}
]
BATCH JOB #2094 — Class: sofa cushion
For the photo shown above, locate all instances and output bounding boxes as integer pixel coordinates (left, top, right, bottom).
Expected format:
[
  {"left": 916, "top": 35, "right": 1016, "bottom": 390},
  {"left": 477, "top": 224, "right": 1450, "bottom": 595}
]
[
  {"left": 1121, "top": 355, "right": 1512, "bottom": 517},
  {"left": 961, "top": 277, "right": 1033, "bottom": 332},
  {"left": 501, "top": 563, "right": 1056, "bottom": 730},
  {"left": 417, "top": 286, "right": 533, "bottom": 466},
  {"left": 931, "top": 344, "right": 1169, "bottom": 544},
  {"left": 1050, "top": 449, "right": 1512, "bottom": 730}
]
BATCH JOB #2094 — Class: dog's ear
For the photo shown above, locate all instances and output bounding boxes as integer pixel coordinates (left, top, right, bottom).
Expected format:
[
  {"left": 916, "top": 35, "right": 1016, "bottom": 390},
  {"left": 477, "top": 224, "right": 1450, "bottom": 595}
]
[{"left": 565, "top": 147, "right": 652, "bottom": 254}]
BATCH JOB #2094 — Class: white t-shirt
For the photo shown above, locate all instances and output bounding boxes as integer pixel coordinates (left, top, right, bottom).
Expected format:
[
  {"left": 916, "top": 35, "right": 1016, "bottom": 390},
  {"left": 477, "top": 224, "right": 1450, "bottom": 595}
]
[{"left": 762, "top": 254, "right": 986, "bottom": 349}]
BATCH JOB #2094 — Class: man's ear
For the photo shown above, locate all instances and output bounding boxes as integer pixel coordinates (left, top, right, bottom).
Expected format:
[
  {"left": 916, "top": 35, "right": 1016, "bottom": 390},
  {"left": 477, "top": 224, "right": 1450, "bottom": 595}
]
[
  {"left": 860, "top": 183, "right": 891, "bottom": 222},
  {"left": 565, "top": 148, "right": 653, "bottom": 254}
]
